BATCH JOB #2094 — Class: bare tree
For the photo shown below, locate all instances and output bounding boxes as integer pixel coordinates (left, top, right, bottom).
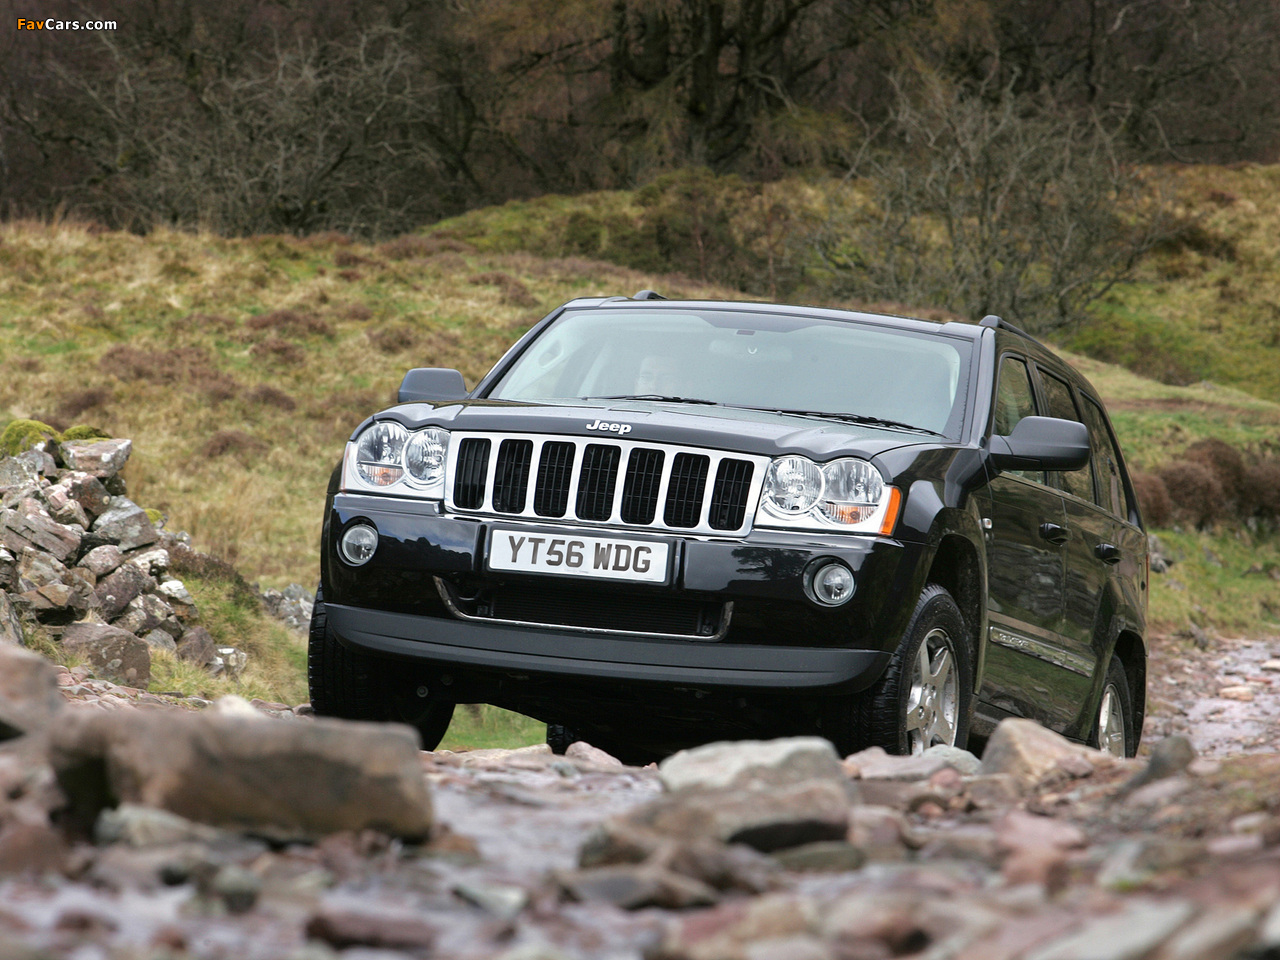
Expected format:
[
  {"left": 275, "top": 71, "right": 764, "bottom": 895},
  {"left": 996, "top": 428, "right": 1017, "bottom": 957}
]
[{"left": 814, "top": 76, "right": 1179, "bottom": 331}]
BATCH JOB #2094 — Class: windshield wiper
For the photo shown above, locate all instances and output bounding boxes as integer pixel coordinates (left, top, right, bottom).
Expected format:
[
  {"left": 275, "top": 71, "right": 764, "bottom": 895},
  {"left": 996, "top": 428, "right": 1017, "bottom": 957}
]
[
  {"left": 583, "top": 394, "right": 721, "bottom": 405},
  {"left": 758, "top": 408, "right": 948, "bottom": 438}
]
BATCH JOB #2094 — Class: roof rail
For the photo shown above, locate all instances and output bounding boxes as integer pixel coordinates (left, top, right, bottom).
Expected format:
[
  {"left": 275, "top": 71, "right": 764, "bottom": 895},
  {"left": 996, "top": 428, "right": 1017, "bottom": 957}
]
[
  {"left": 978, "top": 314, "right": 1047, "bottom": 348},
  {"left": 632, "top": 289, "right": 666, "bottom": 300}
]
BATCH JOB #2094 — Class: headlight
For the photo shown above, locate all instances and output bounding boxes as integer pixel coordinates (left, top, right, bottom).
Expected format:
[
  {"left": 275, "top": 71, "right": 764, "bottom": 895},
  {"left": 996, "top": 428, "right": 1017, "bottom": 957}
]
[
  {"left": 761, "top": 456, "right": 824, "bottom": 517},
  {"left": 345, "top": 421, "right": 450, "bottom": 498},
  {"left": 405, "top": 427, "right": 448, "bottom": 486},
  {"left": 756, "top": 455, "right": 899, "bottom": 534},
  {"left": 355, "top": 422, "right": 408, "bottom": 486},
  {"left": 819, "top": 459, "right": 884, "bottom": 524}
]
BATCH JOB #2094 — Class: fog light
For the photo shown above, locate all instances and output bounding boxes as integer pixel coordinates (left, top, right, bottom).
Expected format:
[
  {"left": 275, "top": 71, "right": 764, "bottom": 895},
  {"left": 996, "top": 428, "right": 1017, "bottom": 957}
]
[
  {"left": 339, "top": 523, "right": 378, "bottom": 566},
  {"left": 810, "top": 562, "right": 854, "bottom": 606}
]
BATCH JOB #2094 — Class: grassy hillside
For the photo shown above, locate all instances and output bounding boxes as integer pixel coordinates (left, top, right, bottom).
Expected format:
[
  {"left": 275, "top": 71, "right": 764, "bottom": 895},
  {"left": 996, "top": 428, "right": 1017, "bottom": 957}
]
[{"left": 2, "top": 213, "right": 1278, "bottom": 647}]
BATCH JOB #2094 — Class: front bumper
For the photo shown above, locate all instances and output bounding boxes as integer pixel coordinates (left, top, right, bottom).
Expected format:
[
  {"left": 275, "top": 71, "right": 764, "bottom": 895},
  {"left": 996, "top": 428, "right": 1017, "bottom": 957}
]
[{"left": 323, "top": 492, "right": 924, "bottom": 695}]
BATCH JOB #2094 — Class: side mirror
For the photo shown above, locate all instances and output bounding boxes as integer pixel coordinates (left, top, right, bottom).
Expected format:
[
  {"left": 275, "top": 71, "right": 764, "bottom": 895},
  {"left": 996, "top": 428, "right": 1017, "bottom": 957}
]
[
  {"left": 989, "top": 416, "right": 1089, "bottom": 472},
  {"left": 398, "top": 368, "right": 468, "bottom": 404}
]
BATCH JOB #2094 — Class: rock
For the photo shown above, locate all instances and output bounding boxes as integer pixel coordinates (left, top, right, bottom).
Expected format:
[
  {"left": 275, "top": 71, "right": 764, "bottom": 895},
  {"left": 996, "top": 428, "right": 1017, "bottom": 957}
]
[
  {"left": 15, "top": 548, "right": 66, "bottom": 590},
  {"left": 0, "top": 819, "right": 69, "bottom": 875},
  {"left": 90, "top": 497, "right": 158, "bottom": 552},
  {"left": 158, "top": 579, "right": 197, "bottom": 619},
  {"left": 126, "top": 547, "right": 169, "bottom": 576},
  {"left": 979, "top": 718, "right": 1109, "bottom": 789},
  {"left": 50, "top": 710, "right": 433, "bottom": 840},
  {"left": 558, "top": 863, "right": 719, "bottom": 909},
  {"left": 0, "top": 592, "right": 25, "bottom": 646},
  {"left": 113, "top": 594, "right": 181, "bottom": 638},
  {"left": 579, "top": 820, "right": 778, "bottom": 894},
  {"left": 79, "top": 545, "right": 125, "bottom": 577},
  {"left": 210, "top": 864, "right": 261, "bottom": 914},
  {"left": 59, "top": 473, "right": 112, "bottom": 518},
  {"left": 453, "top": 880, "right": 529, "bottom": 919},
  {"left": 658, "top": 737, "right": 846, "bottom": 793},
  {"left": 95, "top": 803, "right": 223, "bottom": 847},
  {"left": 963, "top": 773, "right": 1023, "bottom": 809},
  {"left": 0, "top": 457, "right": 39, "bottom": 492},
  {"left": 176, "top": 626, "right": 217, "bottom": 666},
  {"left": 0, "top": 507, "right": 82, "bottom": 563},
  {"left": 59, "top": 439, "right": 132, "bottom": 479},
  {"left": 1119, "top": 735, "right": 1197, "bottom": 796},
  {"left": 44, "top": 486, "right": 88, "bottom": 529},
  {"left": 210, "top": 646, "right": 248, "bottom": 679},
  {"left": 306, "top": 906, "right": 438, "bottom": 951},
  {"left": 771, "top": 840, "right": 867, "bottom": 873},
  {"left": 847, "top": 805, "right": 913, "bottom": 860},
  {"left": 1022, "top": 898, "right": 1195, "bottom": 960},
  {"left": 0, "top": 644, "right": 65, "bottom": 740},
  {"left": 60, "top": 622, "right": 151, "bottom": 685},
  {"left": 845, "top": 744, "right": 980, "bottom": 780},
  {"left": 1218, "top": 685, "right": 1255, "bottom": 701},
  {"left": 1154, "top": 905, "right": 1261, "bottom": 960},
  {"left": 657, "top": 894, "right": 819, "bottom": 960},
  {"left": 93, "top": 562, "right": 154, "bottom": 621},
  {"left": 140, "top": 630, "right": 177, "bottom": 654},
  {"left": 565, "top": 740, "right": 624, "bottom": 767},
  {"left": 627, "top": 779, "right": 850, "bottom": 852}
]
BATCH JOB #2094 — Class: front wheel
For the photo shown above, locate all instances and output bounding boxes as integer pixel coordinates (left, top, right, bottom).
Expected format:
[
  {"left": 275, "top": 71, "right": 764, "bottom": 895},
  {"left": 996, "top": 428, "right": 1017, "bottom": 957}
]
[
  {"left": 825, "top": 584, "right": 972, "bottom": 756},
  {"left": 1090, "top": 655, "right": 1136, "bottom": 758},
  {"left": 307, "top": 585, "right": 456, "bottom": 750}
]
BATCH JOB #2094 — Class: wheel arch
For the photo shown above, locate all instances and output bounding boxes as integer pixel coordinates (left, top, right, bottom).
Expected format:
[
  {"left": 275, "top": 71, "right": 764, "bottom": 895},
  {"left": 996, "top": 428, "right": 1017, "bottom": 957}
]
[
  {"left": 924, "top": 532, "right": 985, "bottom": 693},
  {"left": 1111, "top": 629, "right": 1147, "bottom": 751}
]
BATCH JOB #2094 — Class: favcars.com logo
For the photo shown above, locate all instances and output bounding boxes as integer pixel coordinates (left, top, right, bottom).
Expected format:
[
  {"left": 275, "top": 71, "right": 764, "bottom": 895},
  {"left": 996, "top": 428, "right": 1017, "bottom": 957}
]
[{"left": 16, "top": 17, "right": 119, "bottom": 30}]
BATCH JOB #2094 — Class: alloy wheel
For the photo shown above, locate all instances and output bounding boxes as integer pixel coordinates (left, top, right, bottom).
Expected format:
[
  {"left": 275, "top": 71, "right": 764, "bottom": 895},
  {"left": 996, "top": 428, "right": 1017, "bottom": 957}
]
[
  {"left": 1096, "top": 682, "right": 1128, "bottom": 758},
  {"left": 905, "top": 627, "right": 960, "bottom": 754}
]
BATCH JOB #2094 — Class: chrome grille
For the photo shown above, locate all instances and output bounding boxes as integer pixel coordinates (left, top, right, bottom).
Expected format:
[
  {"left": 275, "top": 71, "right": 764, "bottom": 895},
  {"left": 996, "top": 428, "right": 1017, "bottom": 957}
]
[{"left": 444, "top": 432, "right": 767, "bottom": 536}]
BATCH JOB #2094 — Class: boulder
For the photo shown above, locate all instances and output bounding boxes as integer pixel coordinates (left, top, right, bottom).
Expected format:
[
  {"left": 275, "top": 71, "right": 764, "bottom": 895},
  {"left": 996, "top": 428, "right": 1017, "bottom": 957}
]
[
  {"left": 113, "top": 594, "right": 181, "bottom": 639},
  {"left": 210, "top": 646, "right": 249, "bottom": 679},
  {"left": 0, "top": 643, "right": 65, "bottom": 740},
  {"left": 79, "top": 545, "right": 124, "bottom": 578},
  {"left": 0, "top": 458, "right": 39, "bottom": 493},
  {"left": 176, "top": 626, "right": 217, "bottom": 666},
  {"left": 90, "top": 497, "right": 158, "bottom": 553},
  {"left": 140, "top": 629, "right": 177, "bottom": 654},
  {"left": 50, "top": 710, "right": 433, "bottom": 840},
  {"left": 60, "top": 473, "right": 112, "bottom": 518},
  {"left": 44, "top": 486, "right": 89, "bottom": 529},
  {"left": 59, "top": 439, "right": 132, "bottom": 479},
  {"left": 846, "top": 744, "right": 980, "bottom": 781},
  {"left": 979, "top": 718, "right": 1109, "bottom": 789},
  {"left": 0, "top": 507, "right": 82, "bottom": 563},
  {"left": 158, "top": 580, "right": 197, "bottom": 620},
  {"left": 659, "top": 737, "right": 847, "bottom": 794},
  {"left": 16, "top": 548, "right": 68, "bottom": 590},
  {"left": 0, "top": 592, "right": 23, "bottom": 646},
  {"left": 93, "top": 562, "right": 155, "bottom": 621},
  {"left": 60, "top": 622, "right": 151, "bottom": 685}
]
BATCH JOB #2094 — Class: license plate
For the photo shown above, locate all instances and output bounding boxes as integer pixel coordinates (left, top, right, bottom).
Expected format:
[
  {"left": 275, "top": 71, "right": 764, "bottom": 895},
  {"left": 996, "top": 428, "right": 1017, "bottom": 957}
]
[{"left": 488, "top": 529, "right": 671, "bottom": 583}]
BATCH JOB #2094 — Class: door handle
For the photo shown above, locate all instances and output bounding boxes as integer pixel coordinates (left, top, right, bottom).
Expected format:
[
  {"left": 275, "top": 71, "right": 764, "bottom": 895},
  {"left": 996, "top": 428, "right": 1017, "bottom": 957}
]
[
  {"left": 1094, "top": 542, "right": 1122, "bottom": 564},
  {"left": 1039, "top": 522, "right": 1069, "bottom": 545}
]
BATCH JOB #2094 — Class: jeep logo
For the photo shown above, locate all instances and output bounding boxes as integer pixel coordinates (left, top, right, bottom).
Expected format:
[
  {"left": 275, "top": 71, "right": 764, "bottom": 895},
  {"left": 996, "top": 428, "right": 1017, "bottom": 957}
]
[{"left": 586, "top": 419, "right": 632, "bottom": 436}]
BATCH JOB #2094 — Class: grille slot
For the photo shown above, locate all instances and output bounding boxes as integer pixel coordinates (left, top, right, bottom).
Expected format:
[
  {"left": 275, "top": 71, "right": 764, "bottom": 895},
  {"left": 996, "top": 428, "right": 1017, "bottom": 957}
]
[
  {"left": 534, "top": 441, "right": 575, "bottom": 517},
  {"left": 664, "top": 453, "right": 710, "bottom": 528},
  {"left": 709, "top": 459, "right": 754, "bottom": 530},
  {"left": 620, "top": 448, "right": 665, "bottom": 524},
  {"left": 576, "top": 444, "right": 621, "bottom": 521},
  {"left": 493, "top": 439, "right": 533, "bottom": 513},
  {"left": 454, "top": 438, "right": 491, "bottom": 509}
]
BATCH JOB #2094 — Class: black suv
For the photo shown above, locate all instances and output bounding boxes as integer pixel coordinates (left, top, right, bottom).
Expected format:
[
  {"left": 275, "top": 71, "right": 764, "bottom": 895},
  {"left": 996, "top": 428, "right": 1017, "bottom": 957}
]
[{"left": 309, "top": 295, "right": 1148, "bottom": 762}]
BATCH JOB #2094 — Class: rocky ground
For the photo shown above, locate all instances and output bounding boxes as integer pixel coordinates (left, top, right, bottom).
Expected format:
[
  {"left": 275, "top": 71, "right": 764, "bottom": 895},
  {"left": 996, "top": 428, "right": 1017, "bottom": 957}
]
[{"left": 9, "top": 436, "right": 1280, "bottom": 959}]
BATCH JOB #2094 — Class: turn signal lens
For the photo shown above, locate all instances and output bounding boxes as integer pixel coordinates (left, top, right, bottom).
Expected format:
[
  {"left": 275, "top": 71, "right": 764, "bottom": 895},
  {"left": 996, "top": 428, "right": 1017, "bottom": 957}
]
[{"left": 819, "top": 459, "right": 884, "bottom": 525}]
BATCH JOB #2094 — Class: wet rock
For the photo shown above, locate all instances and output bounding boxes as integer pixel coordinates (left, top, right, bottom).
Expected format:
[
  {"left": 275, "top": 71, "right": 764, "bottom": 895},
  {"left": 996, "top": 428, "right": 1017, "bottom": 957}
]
[
  {"left": 60, "top": 622, "right": 151, "bottom": 686},
  {"left": 1095, "top": 838, "right": 1207, "bottom": 889},
  {"left": 847, "top": 805, "right": 914, "bottom": 860},
  {"left": 1, "top": 507, "right": 82, "bottom": 563},
  {"left": 1217, "top": 685, "right": 1255, "bottom": 701},
  {"left": 95, "top": 803, "right": 224, "bottom": 847},
  {"left": 0, "top": 818, "right": 69, "bottom": 875},
  {"left": 963, "top": 773, "right": 1023, "bottom": 810},
  {"left": 1120, "top": 736, "right": 1197, "bottom": 796},
  {"left": 90, "top": 497, "right": 159, "bottom": 552},
  {"left": 79, "top": 544, "right": 125, "bottom": 577},
  {"left": 93, "top": 561, "right": 154, "bottom": 621},
  {"left": 0, "top": 592, "right": 23, "bottom": 645},
  {"left": 210, "top": 864, "right": 261, "bottom": 914},
  {"left": 1156, "top": 905, "right": 1261, "bottom": 960},
  {"left": 627, "top": 779, "right": 850, "bottom": 852},
  {"left": 176, "top": 626, "right": 217, "bottom": 666},
  {"left": 1022, "top": 898, "right": 1195, "bottom": 960},
  {"left": 453, "top": 880, "right": 529, "bottom": 919},
  {"left": 59, "top": 438, "right": 132, "bottom": 479},
  {"left": 50, "top": 710, "right": 433, "bottom": 840},
  {"left": 659, "top": 737, "right": 846, "bottom": 794},
  {"left": 656, "top": 893, "right": 819, "bottom": 960},
  {"left": 306, "top": 906, "right": 438, "bottom": 951},
  {"left": 0, "top": 644, "right": 65, "bottom": 740},
  {"left": 845, "top": 744, "right": 980, "bottom": 780},
  {"left": 580, "top": 820, "right": 778, "bottom": 894},
  {"left": 558, "top": 863, "right": 719, "bottom": 909},
  {"left": 980, "top": 718, "right": 1109, "bottom": 789},
  {"left": 566, "top": 741, "right": 624, "bottom": 767},
  {"left": 771, "top": 840, "right": 867, "bottom": 873}
]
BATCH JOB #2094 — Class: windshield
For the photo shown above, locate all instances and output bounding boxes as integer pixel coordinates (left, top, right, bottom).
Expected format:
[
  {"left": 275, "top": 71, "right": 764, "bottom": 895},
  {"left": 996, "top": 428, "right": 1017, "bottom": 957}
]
[{"left": 488, "top": 308, "right": 971, "bottom": 437}]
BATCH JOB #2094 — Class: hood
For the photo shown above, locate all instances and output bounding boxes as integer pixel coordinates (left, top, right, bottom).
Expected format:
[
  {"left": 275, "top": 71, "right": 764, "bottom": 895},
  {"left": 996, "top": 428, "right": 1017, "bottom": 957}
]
[{"left": 363, "top": 397, "right": 949, "bottom": 462}]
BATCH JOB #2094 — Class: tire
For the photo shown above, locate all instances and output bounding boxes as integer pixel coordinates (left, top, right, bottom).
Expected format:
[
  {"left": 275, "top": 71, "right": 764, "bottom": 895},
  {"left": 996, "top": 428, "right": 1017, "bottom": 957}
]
[
  {"left": 307, "top": 585, "right": 456, "bottom": 750},
  {"left": 1090, "top": 655, "right": 1135, "bottom": 758},
  {"left": 546, "top": 724, "right": 577, "bottom": 755},
  {"left": 826, "top": 584, "right": 972, "bottom": 756}
]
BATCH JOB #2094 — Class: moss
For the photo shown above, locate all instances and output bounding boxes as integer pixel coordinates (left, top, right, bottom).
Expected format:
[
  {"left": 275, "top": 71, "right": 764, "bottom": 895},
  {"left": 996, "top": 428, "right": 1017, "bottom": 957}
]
[
  {"left": 144, "top": 508, "right": 165, "bottom": 526},
  {"left": 59, "top": 424, "right": 112, "bottom": 442},
  {"left": 0, "top": 418, "right": 60, "bottom": 457}
]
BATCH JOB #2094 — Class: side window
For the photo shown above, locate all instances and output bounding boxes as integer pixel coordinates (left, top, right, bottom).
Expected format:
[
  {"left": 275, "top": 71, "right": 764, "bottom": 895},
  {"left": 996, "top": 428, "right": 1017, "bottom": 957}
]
[
  {"left": 1039, "top": 370, "right": 1093, "bottom": 502},
  {"left": 1081, "top": 396, "right": 1128, "bottom": 520},
  {"left": 993, "top": 356, "right": 1043, "bottom": 484}
]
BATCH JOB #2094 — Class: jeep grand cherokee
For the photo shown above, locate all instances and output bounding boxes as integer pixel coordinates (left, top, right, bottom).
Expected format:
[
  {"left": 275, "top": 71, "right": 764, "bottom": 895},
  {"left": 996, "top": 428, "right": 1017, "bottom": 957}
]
[{"left": 309, "top": 294, "right": 1148, "bottom": 762}]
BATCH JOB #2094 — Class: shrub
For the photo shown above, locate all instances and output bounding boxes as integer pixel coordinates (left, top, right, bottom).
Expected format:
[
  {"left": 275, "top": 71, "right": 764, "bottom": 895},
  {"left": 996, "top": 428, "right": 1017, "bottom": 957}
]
[
  {"left": 246, "top": 385, "right": 297, "bottom": 411},
  {"left": 1130, "top": 471, "right": 1173, "bottom": 528},
  {"left": 249, "top": 338, "right": 305, "bottom": 365},
  {"left": 367, "top": 324, "right": 417, "bottom": 355},
  {"left": 1184, "top": 438, "right": 1247, "bottom": 508},
  {"left": 57, "top": 387, "right": 112, "bottom": 422},
  {"left": 246, "top": 309, "right": 333, "bottom": 338},
  {"left": 1242, "top": 459, "right": 1280, "bottom": 521},
  {"left": 468, "top": 272, "right": 538, "bottom": 308},
  {"left": 1157, "top": 459, "right": 1224, "bottom": 528},
  {"left": 201, "top": 430, "right": 267, "bottom": 459}
]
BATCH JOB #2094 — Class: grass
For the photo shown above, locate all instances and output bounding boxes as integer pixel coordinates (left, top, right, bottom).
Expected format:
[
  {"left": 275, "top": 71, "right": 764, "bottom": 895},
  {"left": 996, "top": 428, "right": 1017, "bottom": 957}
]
[{"left": 438, "top": 705, "right": 547, "bottom": 752}]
